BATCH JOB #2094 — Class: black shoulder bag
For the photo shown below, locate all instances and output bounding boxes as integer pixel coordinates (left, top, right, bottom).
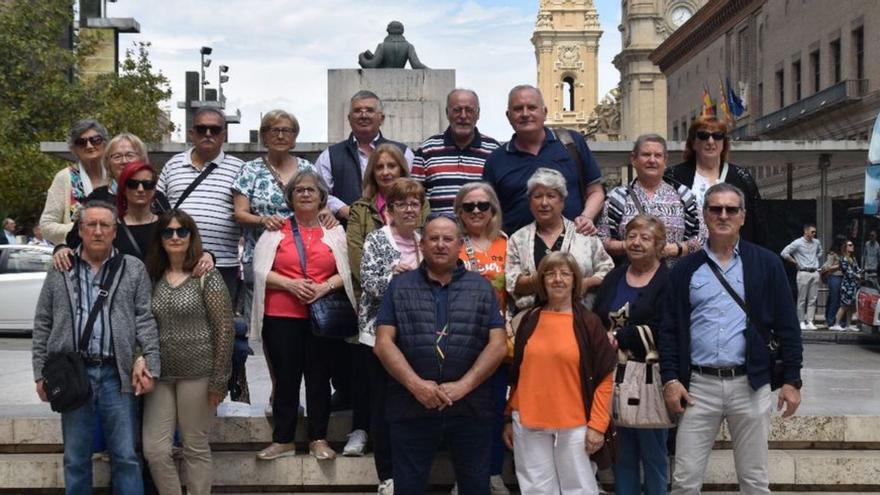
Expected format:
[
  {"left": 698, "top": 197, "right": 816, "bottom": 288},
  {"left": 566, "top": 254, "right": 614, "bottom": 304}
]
[
  {"left": 174, "top": 162, "right": 218, "bottom": 209},
  {"left": 706, "top": 259, "right": 785, "bottom": 390},
  {"left": 289, "top": 220, "right": 356, "bottom": 339},
  {"left": 42, "top": 256, "right": 123, "bottom": 412}
]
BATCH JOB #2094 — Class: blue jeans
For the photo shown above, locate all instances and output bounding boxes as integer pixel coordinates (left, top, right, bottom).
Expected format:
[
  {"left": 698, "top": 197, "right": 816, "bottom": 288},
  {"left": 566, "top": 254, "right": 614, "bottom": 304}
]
[
  {"left": 61, "top": 363, "right": 142, "bottom": 495},
  {"left": 825, "top": 275, "right": 842, "bottom": 326},
  {"left": 391, "top": 415, "right": 492, "bottom": 494},
  {"left": 490, "top": 364, "right": 509, "bottom": 476},
  {"left": 613, "top": 426, "right": 668, "bottom": 495}
]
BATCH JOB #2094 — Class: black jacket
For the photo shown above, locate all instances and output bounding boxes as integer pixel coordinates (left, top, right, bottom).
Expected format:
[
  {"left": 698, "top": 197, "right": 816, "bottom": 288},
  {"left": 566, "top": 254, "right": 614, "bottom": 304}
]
[{"left": 327, "top": 133, "right": 407, "bottom": 206}]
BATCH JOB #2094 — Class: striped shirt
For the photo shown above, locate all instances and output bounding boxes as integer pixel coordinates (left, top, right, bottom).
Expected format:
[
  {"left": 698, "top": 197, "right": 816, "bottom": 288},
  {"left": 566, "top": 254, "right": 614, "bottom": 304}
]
[
  {"left": 74, "top": 247, "right": 117, "bottom": 358},
  {"left": 411, "top": 128, "right": 499, "bottom": 213},
  {"left": 158, "top": 149, "right": 244, "bottom": 267}
]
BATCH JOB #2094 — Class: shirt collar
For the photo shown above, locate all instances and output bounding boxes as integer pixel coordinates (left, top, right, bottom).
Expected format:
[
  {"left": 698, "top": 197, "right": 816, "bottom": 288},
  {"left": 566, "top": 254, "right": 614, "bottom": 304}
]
[
  {"left": 443, "top": 127, "right": 482, "bottom": 148},
  {"left": 186, "top": 147, "right": 225, "bottom": 169},
  {"left": 704, "top": 239, "right": 741, "bottom": 268},
  {"left": 350, "top": 132, "right": 382, "bottom": 148},
  {"left": 74, "top": 246, "right": 118, "bottom": 275},
  {"left": 504, "top": 126, "right": 555, "bottom": 153}
]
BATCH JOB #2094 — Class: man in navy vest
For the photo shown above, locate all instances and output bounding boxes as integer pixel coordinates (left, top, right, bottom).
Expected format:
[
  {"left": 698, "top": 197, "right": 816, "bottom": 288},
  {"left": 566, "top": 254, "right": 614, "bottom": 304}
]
[
  {"left": 316, "top": 90, "right": 413, "bottom": 221},
  {"left": 375, "top": 213, "right": 507, "bottom": 494}
]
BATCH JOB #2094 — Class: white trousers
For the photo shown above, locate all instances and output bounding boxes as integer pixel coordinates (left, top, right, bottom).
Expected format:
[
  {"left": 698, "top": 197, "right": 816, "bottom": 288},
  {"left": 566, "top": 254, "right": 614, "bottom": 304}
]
[
  {"left": 512, "top": 412, "right": 600, "bottom": 495},
  {"left": 671, "top": 373, "right": 772, "bottom": 495}
]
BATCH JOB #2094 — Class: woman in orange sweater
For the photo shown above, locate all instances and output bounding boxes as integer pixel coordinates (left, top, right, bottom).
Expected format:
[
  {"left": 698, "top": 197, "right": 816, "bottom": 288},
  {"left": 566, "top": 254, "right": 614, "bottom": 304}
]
[{"left": 503, "top": 252, "right": 617, "bottom": 494}]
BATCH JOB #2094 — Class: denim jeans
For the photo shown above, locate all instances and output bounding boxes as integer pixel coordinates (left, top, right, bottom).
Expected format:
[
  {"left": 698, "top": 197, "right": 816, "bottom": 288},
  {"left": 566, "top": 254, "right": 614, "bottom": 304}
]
[
  {"left": 613, "top": 426, "right": 668, "bottom": 495},
  {"left": 391, "top": 415, "right": 492, "bottom": 494},
  {"left": 61, "top": 362, "right": 142, "bottom": 495},
  {"left": 825, "top": 275, "right": 842, "bottom": 326}
]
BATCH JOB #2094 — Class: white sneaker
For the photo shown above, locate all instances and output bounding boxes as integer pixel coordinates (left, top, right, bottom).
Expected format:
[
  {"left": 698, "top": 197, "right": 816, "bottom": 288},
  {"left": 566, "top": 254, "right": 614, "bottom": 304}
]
[
  {"left": 829, "top": 324, "right": 845, "bottom": 331},
  {"left": 806, "top": 321, "right": 818, "bottom": 330},
  {"left": 264, "top": 403, "right": 273, "bottom": 416},
  {"left": 343, "top": 429, "right": 368, "bottom": 456},
  {"left": 800, "top": 322, "right": 808, "bottom": 330},
  {"left": 450, "top": 483, "right": 458, "bottom": 495},
  {"left": 377, "top": 478, "right": 394, "bottom": 495},
  {"left": 847, "top": 325, "right": 861, "bottom": 332},
  {"left": 490, "top": 474, "right": 510, "bottom": 495}
]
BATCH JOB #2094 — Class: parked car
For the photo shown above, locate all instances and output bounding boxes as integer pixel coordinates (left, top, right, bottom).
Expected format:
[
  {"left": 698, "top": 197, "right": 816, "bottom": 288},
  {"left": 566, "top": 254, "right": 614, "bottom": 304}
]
[{"left": 0, "top": 244, "right": 53, "bottom": 333}]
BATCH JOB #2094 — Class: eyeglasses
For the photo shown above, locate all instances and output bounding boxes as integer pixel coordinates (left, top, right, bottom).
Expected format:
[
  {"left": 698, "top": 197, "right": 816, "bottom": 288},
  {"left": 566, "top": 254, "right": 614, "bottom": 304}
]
[
  {"left": 449, "top": 106, "right": 477, "bottom": 116},
  {"left": 696, "top": 131, "right": 726, "bottom": 141},
  {"left": 350, "top": 108, "right": 378, "bottom": 117},
  {"left": 706, "top": 205, "right": 742, "bottom": 216},
  {"left": 83, "top": 221, "right": 114, "bottom": 231},
  {"left": 74, "top": 135, "right": 105, "bottom": 148},
  {"left": 461, "top": 201, "right": 491, "bottom": 213},
  {"left": 109, "top": 152, "right": 141, "bottom": 162},
  {"left": 160, "top": 227, "right": 191, "bottom": 239},
  {"left": 294, "top": 186, "right": 317, "bottom": 196},
  {"left": 125, "top": 179, "right": 157, "bottom": 190},
  {"left": 193, "top": 125, "right": 224, "bottom": 136},
  {"left": 266, "top": 127, "right": 295, "bottom": 136},
  {"left": 392, "top": 201, "right": 422, "bottom": 211}
]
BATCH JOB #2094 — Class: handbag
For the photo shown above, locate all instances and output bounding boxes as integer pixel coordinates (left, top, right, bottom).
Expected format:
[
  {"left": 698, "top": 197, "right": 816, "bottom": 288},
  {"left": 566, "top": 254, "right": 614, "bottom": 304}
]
[
  {"left": 42, "top": 256, "right": 122, "bottom": 413},
  {"left": 612, "top": 325, "right": 676, "bottom": 428},
  {"left": 289, "top": 219, "right": 357, "bottom": 339}
]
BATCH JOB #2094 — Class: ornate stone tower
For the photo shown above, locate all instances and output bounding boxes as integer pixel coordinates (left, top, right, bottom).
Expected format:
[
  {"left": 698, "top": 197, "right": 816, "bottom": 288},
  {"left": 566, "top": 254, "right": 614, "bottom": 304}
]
[
  {"left": 532, "top": 0, "right": 603, "bottom": 134},
  {"left": 614, "top": 0, "right": 705, "bottom": 139}
]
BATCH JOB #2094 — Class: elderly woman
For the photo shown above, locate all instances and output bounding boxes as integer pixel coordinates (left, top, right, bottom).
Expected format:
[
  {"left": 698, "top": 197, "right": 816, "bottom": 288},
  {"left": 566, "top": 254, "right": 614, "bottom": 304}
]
[
  {"left": 667, "top": 116, "right": 766, "bottom": 244},
  {"left": 86, "top": 133, "right": 161, "bottom": 205},
  {"left": 595, "top": 215, "right": 671, "bottom": 495},
  {"left": 251, "top": 170, "right": 356, "bottom": 461},
  {"left": 506, "top": 168, "right": 613, "bottom": 312},
  {"left": 40, "top": 119, "right": 110, "bottom": 245},
  {"left": 142, "top": 210, "right": 234, "bottom": 495},
  {"left": 355, "top": 178, "right": 424, "bottom": 492},
  {"left": 503, "top": 252, "right": 616, "bottom": 493},
  {"left": 598, "top": 133, "right": 702, "bottom": 265}
]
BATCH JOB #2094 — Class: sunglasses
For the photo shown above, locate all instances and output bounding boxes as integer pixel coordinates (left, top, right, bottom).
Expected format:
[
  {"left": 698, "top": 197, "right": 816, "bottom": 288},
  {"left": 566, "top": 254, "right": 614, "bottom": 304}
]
[
  {"left": 74, "top": 135, "right": 105, "bottom": 148},
  {"left": 160, "top": 227, "right": 191, "bottom": 239},
  {"left": 193, "top": 125, "right": 224, "bottom": 136},
  {"left": 125, "top": 179, "right": 156, "bottom": 190},
  {"left": 461, "top": 201, "right": 491, "bottom": 213},
  {"left": 707, "top": 205, "right": 742, "bottom": 216},
  {"left": 696, "top": 131, "right": 726, "bottom": 141}
]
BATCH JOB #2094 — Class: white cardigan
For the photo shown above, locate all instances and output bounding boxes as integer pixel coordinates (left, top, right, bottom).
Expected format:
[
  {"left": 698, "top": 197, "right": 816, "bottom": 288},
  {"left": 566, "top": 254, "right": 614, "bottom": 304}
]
[{"left": 250, "top": 222, "right": 356, "bottom": 341}]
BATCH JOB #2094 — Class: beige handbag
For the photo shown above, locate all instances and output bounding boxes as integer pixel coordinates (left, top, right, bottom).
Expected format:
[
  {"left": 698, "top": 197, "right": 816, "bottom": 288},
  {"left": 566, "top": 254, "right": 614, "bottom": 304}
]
[{"left": 612, "top": 325, "right": 676, "bottom": 429}]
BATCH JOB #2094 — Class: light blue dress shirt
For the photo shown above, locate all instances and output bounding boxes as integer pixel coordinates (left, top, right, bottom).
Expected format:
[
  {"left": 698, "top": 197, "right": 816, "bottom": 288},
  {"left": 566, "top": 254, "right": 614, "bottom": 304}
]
[{"left": 689, "top": 242, "right": 747, "bottom": 367}]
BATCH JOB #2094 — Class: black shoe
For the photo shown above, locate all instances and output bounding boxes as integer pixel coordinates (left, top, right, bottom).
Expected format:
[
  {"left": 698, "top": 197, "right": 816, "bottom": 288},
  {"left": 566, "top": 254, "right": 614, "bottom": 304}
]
[{"left": 330, "top": 390, "right": 351, "bottom": 412}]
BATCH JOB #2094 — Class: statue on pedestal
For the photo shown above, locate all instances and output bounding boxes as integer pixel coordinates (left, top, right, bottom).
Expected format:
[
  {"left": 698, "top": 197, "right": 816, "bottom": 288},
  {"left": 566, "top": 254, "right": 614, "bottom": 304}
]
[{"left": 358, "top": 21, "right": 428, "bottom": 69}]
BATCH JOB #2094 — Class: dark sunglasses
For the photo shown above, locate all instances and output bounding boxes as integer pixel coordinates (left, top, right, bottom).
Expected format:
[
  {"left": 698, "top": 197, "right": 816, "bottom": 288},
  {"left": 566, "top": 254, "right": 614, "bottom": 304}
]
[
  {"left": 461, "top": 201, "right": 492, "bottom": 213},
  {"left": 707, "top": 205, "right": 742, "bottom": 216},
  {"left": 160, "top": 227, "right": 191, "bottom": 239},
  {"left": 74, "top": 135, "right": 104, "bottom": 147},
  {"left": 125, "top": 179, "right": 157, "bottom": 190},
  {"left": 696, "top": 131, "right": 725, "bottom": 141},
  {"left": 193, "top": 124, "right": 224, "bottom": 136}
]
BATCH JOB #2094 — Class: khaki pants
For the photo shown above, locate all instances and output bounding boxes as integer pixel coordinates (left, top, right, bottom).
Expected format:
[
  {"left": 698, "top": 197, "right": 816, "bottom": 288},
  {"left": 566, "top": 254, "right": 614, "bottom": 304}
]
[
  {"left": 143, "top": 377, "right": 214, "bottom": 495},
  {"left": 795, "top": 270, "right": 820, "bottom": 323}
]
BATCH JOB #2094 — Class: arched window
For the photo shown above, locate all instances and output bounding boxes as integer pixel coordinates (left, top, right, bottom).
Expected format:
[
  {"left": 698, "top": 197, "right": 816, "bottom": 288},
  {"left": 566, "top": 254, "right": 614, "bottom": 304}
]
[{"left": 562, "top": 77, "right": 575, "bottom": 111}]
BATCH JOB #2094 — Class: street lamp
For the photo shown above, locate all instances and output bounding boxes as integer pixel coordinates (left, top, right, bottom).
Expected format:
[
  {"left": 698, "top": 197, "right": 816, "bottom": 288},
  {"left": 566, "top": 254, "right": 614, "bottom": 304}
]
[
  {"left": 218, "top": 65, "right": 229, "bottom": 106},
  {"left": 200, "top": 46, "right": 212, "bottom": 100}
]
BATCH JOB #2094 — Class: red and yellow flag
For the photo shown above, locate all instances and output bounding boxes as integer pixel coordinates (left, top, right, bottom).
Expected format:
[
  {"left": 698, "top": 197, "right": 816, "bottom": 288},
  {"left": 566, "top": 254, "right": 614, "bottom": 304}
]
[
  {"left": 701, "top": 86, "right": 715, "bottom": 117},
  {"left": 718, "top": 79, "right": 733, "bottom": 123}
]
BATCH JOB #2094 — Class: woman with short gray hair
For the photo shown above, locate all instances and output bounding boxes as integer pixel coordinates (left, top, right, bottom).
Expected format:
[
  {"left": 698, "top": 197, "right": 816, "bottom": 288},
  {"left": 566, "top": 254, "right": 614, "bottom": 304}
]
[{"left": 507, "top": 168, "right": 613, "bottom": 311}]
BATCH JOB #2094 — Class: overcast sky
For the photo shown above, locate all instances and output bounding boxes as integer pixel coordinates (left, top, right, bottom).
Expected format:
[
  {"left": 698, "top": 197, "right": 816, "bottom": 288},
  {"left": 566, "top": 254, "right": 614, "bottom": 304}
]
[{"left": 106, "top": 0, "right": 622, "bottom": 143}]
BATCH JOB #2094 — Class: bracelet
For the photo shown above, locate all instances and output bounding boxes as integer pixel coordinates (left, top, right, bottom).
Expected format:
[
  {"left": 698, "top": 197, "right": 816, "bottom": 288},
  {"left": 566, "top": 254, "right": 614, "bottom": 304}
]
[
  {"left": 326, "top": 279, "right": 335, "bottom": 290},
  {"left": 662, "top": 379, "right": 680, "bottom": 391}
]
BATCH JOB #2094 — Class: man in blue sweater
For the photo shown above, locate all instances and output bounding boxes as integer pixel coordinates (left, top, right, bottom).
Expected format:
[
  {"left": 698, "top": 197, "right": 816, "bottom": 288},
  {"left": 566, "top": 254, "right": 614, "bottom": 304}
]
[{"left": 659, "top": 183, "right": 803, "bottom": 494}]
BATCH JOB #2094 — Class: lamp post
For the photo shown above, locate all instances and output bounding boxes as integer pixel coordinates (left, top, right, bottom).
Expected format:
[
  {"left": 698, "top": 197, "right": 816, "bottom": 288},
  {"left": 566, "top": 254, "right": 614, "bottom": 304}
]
[
  {"left": 218, "top": 65, "right": 229, "bottom": 106},
  {"left": 200, "top": 46, "right": 212, "bottom": 100}
]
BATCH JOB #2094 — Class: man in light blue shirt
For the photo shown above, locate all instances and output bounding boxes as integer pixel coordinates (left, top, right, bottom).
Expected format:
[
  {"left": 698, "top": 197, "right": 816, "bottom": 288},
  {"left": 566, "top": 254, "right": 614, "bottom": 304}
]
[{"left": 781, "top": 224, "right": 822, "bottom": 330}]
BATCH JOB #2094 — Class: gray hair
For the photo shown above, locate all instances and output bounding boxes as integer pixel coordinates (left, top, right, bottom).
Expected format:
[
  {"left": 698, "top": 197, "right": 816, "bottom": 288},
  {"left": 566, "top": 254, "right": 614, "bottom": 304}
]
[
  {"left": 193, "top": 107, "right": 226, "bottom": 126},
  {"left": 350, "top": 90, "right": 383, "bottom": 113},
  {"left": 422, "top": 212, "right": 463, "bottom": 239},
  {"left": 260, "top": 109, "right": 300, "bottom": 137},
  {"left": 284, "top": 169, "right": 330, "bottom": 211},
  {"left": 703, "top": 183, "right": 746, "bottom": 212},
  {"left": 446, "top": 88, "right": 480, "bottom": 110},
  {"left": 67, "top": 119, "right": 109, "bottom": 148},
  {"left": 81, "top": 199, "right": 118, "bottom": 224},
  {"left": 527, "top": 167, "right": 568, "bottom": 198},
  {"left": 507, "top": 84, "right": 545, "bottom": 108},
  {"left": 632, "top": 133, "right": 668, "bottom": 154}
]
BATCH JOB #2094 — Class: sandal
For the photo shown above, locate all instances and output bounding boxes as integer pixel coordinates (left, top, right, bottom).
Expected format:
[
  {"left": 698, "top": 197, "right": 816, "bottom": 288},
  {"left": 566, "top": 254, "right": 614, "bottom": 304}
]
[
  {"left": 308, "top": 439, "right": 336, "bottom": 460},
  {"left": 256, "top": 442, "right": 296, "bottom": 460}
]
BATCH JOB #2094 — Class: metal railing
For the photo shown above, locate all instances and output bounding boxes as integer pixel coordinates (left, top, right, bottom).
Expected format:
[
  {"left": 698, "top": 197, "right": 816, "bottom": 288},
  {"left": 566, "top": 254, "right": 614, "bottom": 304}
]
[{"left": 755, "top": 79, "right": 868, "bottom": 135}]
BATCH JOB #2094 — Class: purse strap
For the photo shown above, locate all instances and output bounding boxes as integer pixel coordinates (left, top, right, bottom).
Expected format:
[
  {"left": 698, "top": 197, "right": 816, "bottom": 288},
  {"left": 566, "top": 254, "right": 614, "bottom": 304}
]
[
  {"left": 626, "top": 185, "right": 647, "bottom": 216},
  {"left": 289, "top": 218, "right": 308, "bottom": 275},
  {"left": 77, "top": 255, "right": 123, "bottom": 354},
  {"left": 463, "top": 236, "right": 481, "bottom": 273},
  {"left": 118, "top": 219, "right": 141, "bottom": 258},
  {"left": 636, "top": 325, "right": 659, "bottom": 363},
  {"left": 555, "top": 128, "right": 588, "bottom": 205},
  {"left": 706, "top": 258, "right": 777, "bottom": 352},
  {"left": 174, "top": 162, "right": 218, "bottom": 209}
]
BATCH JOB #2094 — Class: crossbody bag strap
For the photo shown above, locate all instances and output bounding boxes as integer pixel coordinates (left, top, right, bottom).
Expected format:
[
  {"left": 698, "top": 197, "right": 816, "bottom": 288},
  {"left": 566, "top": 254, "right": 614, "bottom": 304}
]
[
  {"left": 463, "top": 236, "right": 481, "bottom": 272},
  {"left": 174, "top": 162, "right": 218, "bottom": 209},
  {"left": 625, "top": 183, "right": 647, "bottom": 216},
  {"left": 555, "top": 128, "right": 587, "bottom": 204},
  {"left": 118, "top": 219, "right": 141, "bottom": 258},
  {"left": 289, "top": 218, "right": 308, "bottom": 275},
  {"left": 77, "top": 256, "right": 123, "bottom": 353}
]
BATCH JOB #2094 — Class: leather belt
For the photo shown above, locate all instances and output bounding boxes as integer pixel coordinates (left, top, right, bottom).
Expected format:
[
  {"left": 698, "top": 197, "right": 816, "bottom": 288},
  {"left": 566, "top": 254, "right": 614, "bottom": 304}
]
[
  {"left": 691, "top": 364, "right": 747, "bottom": 378},
  {"left": 798, "top": 268, "right": 818, "bottom": 273},
  {"left": 83, "top": 356, "right": 116, "bottom": 367}
]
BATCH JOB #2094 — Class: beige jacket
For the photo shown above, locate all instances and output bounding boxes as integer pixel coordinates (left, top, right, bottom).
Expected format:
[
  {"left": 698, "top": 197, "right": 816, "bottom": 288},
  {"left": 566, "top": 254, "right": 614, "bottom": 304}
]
[{"left": 39, "top": 167, "right": 75, "bottom": 245}]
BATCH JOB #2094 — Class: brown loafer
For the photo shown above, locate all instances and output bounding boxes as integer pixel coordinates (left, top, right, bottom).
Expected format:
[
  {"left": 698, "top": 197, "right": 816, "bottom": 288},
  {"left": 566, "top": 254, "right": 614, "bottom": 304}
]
[
  {"left": 309, "top": 439, "right": 336, "bottom": 460},
  {"left": 256, "top": 442, "right": 296, "bottom": 460}
]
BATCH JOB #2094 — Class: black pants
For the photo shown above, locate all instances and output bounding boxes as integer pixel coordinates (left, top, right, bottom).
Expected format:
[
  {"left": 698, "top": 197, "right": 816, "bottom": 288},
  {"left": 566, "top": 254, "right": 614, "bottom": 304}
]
[
  {"left": 351, "top": 344, "right": 372, "bottom": 432},
  {"left": 216, "top": 266, "right": 239, "bottom": 305},
  {"left": 262, "top": 316, "right": 334, "bottom": 441},
  {"left": 367, "top": 346, "right": 393, "bottom": 481}
]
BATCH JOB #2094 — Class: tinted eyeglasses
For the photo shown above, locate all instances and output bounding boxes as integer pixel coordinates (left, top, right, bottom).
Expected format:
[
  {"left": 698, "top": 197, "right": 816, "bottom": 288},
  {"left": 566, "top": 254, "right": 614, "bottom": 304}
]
[
  {"left": 461, "top": 201, "right": 491, "bottom": 213},
  {"left": 74, "top": 135, "right": 105, "bottom": 148},
  {"left": 696, "top": 131, "right": 726, "bottom": 141},
  {"left": 193, "top": 125, "right": 224, "bottom": 136},
  {"left": 160, "top": 227, "right": 191, "bottom": 239},
  {"left": 125, "top": 179, "right": 157, "bottom": 190},
  {"left": 706, "top": 205, "right": 742, "bottom": 216}
]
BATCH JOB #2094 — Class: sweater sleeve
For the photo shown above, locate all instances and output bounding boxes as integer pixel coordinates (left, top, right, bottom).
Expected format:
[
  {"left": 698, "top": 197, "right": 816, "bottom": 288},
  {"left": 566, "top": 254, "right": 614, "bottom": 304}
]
[
  {"left": 587, "top": 373, "right": 613, "bottom": 433},
  {"left": 39, "top": 169, "right": 74, "bottom": 246}
]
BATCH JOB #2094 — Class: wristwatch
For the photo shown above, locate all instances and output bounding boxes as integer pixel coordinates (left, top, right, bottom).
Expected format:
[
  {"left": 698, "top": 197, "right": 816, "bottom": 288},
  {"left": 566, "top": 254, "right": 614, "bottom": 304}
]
[{"left": 785, "top": 379, "right": 803, "bottom": 390}]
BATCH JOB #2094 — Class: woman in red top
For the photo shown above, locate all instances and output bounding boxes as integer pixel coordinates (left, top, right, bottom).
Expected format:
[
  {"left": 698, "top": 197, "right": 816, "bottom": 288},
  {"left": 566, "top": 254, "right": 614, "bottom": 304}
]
[{"left": 251, "top": 170, "right": 356, "bottom": 462}]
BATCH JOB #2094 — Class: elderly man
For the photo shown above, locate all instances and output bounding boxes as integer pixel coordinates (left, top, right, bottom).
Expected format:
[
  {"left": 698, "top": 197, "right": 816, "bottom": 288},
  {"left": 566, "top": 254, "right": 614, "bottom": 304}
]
[
  {"left": 158, "top": 107, "right": 244, "bottom": 299},
  {"left": 316, "top": 90, "right": 414, "bottom": 220},
  {"left": 482, "top": 84, "right": 604, "bottom": 235},
  {"left": 781, "top": 224, "right": 823, "bottom": 330},
  {"left": 32, "top": 201, "right": 160, "bottom": 494},
  {"left": 374, "top": 213, "right": 507, "bottom": 494},
  {"left": 659, "top": 183, "right": 803, "bottom": 495},
  {"left": 411, "top": 89, "right": 500, "bottom": 214},
  {"left": 1, "top": 218, "right": 17, "bottom": 244}
]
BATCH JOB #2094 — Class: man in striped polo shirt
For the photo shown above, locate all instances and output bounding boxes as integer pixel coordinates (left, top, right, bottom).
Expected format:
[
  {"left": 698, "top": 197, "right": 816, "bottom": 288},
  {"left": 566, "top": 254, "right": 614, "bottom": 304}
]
[
  {"left": 158, "top": 107, "right": 244, "bottom": 299},
  {"left": 411, "top": 89, "right": 500, "bottom": 214}
]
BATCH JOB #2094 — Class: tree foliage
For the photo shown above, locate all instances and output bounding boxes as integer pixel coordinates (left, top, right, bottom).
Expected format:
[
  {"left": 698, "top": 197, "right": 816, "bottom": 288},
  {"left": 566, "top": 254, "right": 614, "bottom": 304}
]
[{"left": 0, "top": 0, "right": 173, "bottom": 228}]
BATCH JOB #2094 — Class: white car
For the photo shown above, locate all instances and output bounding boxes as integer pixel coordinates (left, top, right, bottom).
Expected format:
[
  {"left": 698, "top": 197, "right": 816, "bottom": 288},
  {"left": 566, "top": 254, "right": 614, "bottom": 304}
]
[{"left": 0, "top": 244, "right": 53, "bottom": 333}]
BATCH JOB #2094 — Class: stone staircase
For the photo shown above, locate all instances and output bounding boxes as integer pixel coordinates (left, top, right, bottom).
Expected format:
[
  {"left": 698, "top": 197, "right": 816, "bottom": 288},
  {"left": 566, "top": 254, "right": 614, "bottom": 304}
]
[{"left": 1, "top": 403, "right": 879, "bottom": 493}]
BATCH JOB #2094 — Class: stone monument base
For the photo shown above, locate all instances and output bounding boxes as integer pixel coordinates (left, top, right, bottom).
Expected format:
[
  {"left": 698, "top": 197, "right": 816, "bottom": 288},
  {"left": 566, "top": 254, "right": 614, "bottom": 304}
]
[{"left": 327, "top": 68, "right": 455, "bottom": 145}]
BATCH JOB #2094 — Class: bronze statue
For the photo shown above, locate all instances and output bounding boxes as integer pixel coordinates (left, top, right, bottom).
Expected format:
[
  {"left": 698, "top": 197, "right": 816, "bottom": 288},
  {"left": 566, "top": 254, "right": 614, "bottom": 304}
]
[{"left": 359, "top": 21, "right": 428, "bottom": 69}]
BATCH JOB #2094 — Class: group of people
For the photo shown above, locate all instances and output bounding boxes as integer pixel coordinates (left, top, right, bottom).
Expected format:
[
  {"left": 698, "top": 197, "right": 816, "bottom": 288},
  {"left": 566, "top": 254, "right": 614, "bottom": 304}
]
[{"left": 31, "top": 83, "right": 803, "bottom": 495}]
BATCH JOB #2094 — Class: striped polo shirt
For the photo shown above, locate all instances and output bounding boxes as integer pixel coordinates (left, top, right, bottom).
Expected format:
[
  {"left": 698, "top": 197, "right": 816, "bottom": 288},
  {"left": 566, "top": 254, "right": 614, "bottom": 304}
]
[
  {"left": 158, "top": 149, "right": 244, "bottom": 267},
  {"left": 411, "top": 127, "right": 500, "bottom": 213}
]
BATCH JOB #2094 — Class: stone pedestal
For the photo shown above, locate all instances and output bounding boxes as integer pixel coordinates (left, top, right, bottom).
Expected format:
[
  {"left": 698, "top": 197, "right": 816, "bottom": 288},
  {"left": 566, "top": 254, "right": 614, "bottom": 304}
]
[{"left": 327, "top": 69, "right": 455, "bottom": 145}]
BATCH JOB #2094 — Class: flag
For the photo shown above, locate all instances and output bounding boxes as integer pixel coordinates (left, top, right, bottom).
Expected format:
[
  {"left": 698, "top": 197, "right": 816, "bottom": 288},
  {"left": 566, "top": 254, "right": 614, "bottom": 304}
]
[
  {"left": 701, "top": 86, "right": 714, "bottom": 117},
  {"left": 718, "top": 79, "right": 733, "bottom": 123},
  {"left": 726, "top": 77, "right": 745, "bottom": 117}
]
